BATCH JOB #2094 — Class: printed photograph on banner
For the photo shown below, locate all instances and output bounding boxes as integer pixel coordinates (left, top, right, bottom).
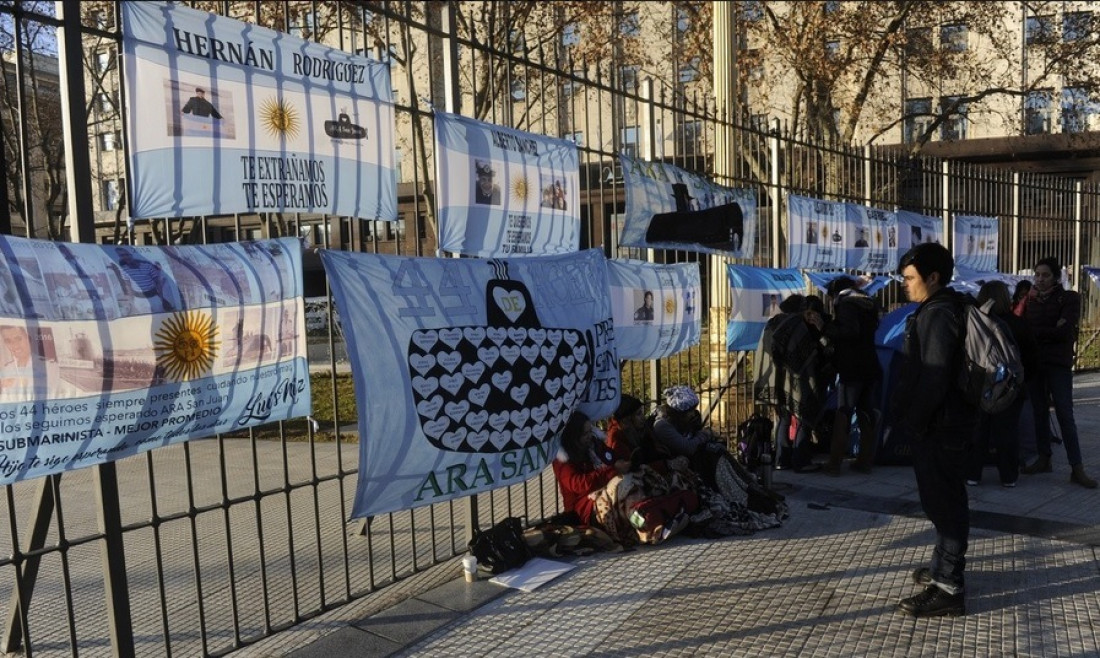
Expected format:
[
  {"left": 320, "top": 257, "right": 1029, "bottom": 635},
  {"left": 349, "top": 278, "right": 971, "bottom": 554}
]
[
  {"left": 106, "top": 246, "right": 183, "bottom": 316},
  {"left": 0, "top": 323, "right": 61, "bottom": 402},
  {"left": 472, "top": 159, "right": 502, "bottom": 206},
  {"left": 762, "top": 293, "right": 782, "bottom": 318},
  {"left": 221, "top": 306, "right": 275, "bottom": 369},
  {"left": 38, "top": 246, "right": 120, "bottom": 321},
  {"left": 0, "top": 259, "right": 19, "bottom": 317},
  {"left": 633, "top": 290, "right": 655, "bottom": 324},
  {"left": 539, "top": 174, "right": 568, "bottom": 211},
  {"left": 13, "top": 252, "right": 50, "bottom": 312},
  {"left": 164, "top": 79, "right": 236, "bottom": 139}
]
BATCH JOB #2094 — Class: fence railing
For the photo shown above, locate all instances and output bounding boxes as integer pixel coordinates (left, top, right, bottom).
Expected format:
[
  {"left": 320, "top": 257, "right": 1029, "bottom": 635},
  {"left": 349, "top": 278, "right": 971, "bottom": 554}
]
[{"left": 2, "top": 1, "right": 1100, "bottom": 655}]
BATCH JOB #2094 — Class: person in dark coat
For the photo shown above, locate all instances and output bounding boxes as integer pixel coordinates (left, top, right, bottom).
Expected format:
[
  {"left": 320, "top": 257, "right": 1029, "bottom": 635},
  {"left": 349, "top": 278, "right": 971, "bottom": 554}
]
[
  {"left": 181, "top": 87, "right": 222, "bottom": 119},
  {"left": 1020, "top": 257, "right": 1097, "bottom": 488},
  {"left": 965, "top": 281, "right": 1038, "bottom": 488},
  {"left": 892, "top": 242, "right": 975, "bottom": 618},
  {"left": 808, "top": 276, "right": 881, "bottom": 475}
]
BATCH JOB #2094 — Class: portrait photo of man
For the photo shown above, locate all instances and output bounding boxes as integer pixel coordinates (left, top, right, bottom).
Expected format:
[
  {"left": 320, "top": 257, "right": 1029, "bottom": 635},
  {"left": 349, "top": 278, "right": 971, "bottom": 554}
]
[
  {"left": 634, "top": 290, "right": 655, "bottom": 323},
  {"left": 473, "top": 160, "right": 501, "bottom": 205},
  {"left": 0, "top": 325, "right": 60, "bottom": 401},
  {"left": 181, "top": 87, "right": 223, "bottom": 119},
  {"left": 854, "top": 227, "right": 870, "bottom": 248}
]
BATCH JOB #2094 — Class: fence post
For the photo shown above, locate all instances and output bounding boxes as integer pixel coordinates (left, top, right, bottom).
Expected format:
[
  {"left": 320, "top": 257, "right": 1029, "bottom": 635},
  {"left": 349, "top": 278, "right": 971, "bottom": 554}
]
[
  {"left": 941, "top": 161, "right": 951, "bottom": 252},
  {"left": 863, "top": 144, "right": 872, "bottom": 206},
  {"left": 640, "top": 79, "right": 661, "bottom": 402},
  {"left": 57, "top": 3, "right": 136, "bottom": 655},
  {"left": 1075, "top": 181, "right": 1083, "bottom": 290},
  {"left": 1011, "top": 172, "right": 1021, "bottom": 275},
  {"left": 769, "top": 120, "right": 781, "bottom": 267}
]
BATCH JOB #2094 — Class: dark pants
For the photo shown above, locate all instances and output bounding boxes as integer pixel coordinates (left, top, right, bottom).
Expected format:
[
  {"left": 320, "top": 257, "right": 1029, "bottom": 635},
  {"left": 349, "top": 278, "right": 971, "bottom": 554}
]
[
  {"left": 967, "top": 394, "right": 1025, "bottom": 485},
  {"left": 912, "top": 438, "right": 969, "bottom": 594},
  {"left": 1029, "top": 365, "right": 1082, "bottom": 466},
  {"left": 775, "top": 413, "right": 814, "bottom": 470}
]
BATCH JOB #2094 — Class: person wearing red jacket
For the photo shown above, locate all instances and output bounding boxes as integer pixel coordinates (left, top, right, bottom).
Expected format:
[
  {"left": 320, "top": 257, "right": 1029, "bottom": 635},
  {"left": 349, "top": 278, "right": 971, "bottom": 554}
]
[{"left": 552, "top": 412, "right": 630, "bottom": 526}]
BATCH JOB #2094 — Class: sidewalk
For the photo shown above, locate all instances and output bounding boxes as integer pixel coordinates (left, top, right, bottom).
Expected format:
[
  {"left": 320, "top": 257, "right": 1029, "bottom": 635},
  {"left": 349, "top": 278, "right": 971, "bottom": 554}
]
[{"left": 245, "top": 373, "right": 1100, "bottom": 657}]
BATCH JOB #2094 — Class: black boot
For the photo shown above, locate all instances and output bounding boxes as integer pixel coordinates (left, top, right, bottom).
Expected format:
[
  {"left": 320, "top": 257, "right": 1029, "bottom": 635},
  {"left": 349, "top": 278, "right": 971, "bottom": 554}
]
[
  {"left": 898, "top": 585, "right": 965, "bottom": 617},
  {"left": 1021, "top": 455, "right": 1052, "bottom": 474}
]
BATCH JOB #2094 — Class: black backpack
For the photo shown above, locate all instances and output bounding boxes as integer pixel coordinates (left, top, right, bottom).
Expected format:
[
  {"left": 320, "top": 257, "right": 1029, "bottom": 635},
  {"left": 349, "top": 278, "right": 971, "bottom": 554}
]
[
  {"left": 736, "top": 413, "right": 774, "bottom": 472},
  {"left": 467, "top": 516, "right": 533, "bottom": 575}
]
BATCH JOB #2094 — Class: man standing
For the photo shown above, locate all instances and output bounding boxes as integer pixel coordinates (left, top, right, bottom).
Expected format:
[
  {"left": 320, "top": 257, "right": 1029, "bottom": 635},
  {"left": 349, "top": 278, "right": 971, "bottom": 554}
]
[{"left": 892, "top": 242, "right": 974, "bottom": 617}]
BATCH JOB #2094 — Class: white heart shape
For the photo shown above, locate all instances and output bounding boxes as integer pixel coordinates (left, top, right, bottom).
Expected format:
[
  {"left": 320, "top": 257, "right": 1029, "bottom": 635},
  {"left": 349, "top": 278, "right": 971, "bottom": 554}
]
[
  {"left": 437, "top": 350, "right": 462, "bottom": 373},
  {"left": 512, "top": 427, "right": 532, "bottom": 445},
  {"left": 531, "top": 404, "right": 548, "bottom": 424},
  {"left": 509, "top": 383, "right": 531, "bottom": 405},
  {"left": 440, "top": 373, "right": 464, "bottom": 395},
  {"left": 562, "top": 373, "right": 577, "bottom": 392},
  {"left": 563, "top": 390, "right": 577, "bottom": 407},
  {"left": 488, "top": 411, "right": 510, "bottom": 431},
  {"left": 445, "top": 400, "right": 470, "bottom": 422},
  {"left": 487, "top": 327, "right": 508, "bottom": 346},
  {"left": 469, "top": 384, "right": 491, "bottom": 407},
  {"left": 409, "top": 353, "right": 437, "bottom": 376},
  {"left": 467, "top": 430, "right": 490, "bottom": 450},
  {"left": 574, "top": 363, "right": 589, "bottom": 384},
  {"left": 411, "top": 330, "right": 438, "bottom": 352},
  {"left": 532, "top": 422, "right": 550, "bottom": 440},
  {"left": 441, "top": 427, "right": 468, "bottom": 450},
  {"left": 546, "top": 329, "right": 563, "bottom": 345},
  {"left": 544, "top": 377, "right": 561, "bottom": 397},
  {"left": 564, "top": 331, "right": 580, "bottom": 347},
  {"left": 423, "top": 417, "right": 449, "bottom": 439},
  {"left": 573, "top": 344, "right": 588, "bottom": 363},
  {"left": 492, "top": 286, "right": 526, "bottom": 324},
  {"left": 540, "top": 345, "right": 557, "bottom": 363},
  {"left": 416, "top": 394, "right": 444, "bottom": 419},
  {"left": 463, "top": 327, "right": 487, "bottom": 345},
  {"left": 466, "top": 410, "right": 489, "bottom": 431},
  {"left": 548, "top": 398, "right": 564, "bottom": 416},
  {"left": 490, "top": 429, "right": 513, "bottom": 450},
  {"left": 559, "top": 355, "right": 576, "bottom": 373},
  {"left": 491, "top": 371, "right": 513, "bottom": 391},
  {"left": 411, "top": 375, "right": 439, "bottom": 398},
  {"left": 528, "top": 328, "right": 547, "bottom": 343},
  {"left": 461, "top": 362, "right": 486, "bottom": 383},
  {"left": 439, "top": 328, "right": 463, "bottom": 349},
  {"left": 500, "top": 345, "right": 521, "bottom": 365},
  {"left": 507, "top": 327, "right": 527, "bottom": 343},
  {"left": 520, "top": 344, "right": 540, "bottom": 364},
  {"left": 509, "top": 407, "right": 531, "bottom": 427},
  {"left": 548, "top": 413, "right": 564, "bottom": 433},
  {"left": 477, "top": 346, "right": 500, "bottom": 368},
  {"left": 529, "top": 365, "right": 547, "bottom": 386}
]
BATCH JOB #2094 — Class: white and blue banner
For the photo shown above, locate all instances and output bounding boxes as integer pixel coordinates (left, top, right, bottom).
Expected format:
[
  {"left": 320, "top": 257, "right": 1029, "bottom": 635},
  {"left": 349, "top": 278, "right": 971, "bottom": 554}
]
[
  {"left": 953, "top": 215, "right": 999, "bottom": 272},
  {"left": 619, "top": 154, "right": 756, "bottom": 258},
  {"left": 844, "top": 204, "right": 899, "bottom": 272},
  {"left": 787, "top": 195, "right": 846, "bottom": 270},
  {"left": 896, "top": 210, "right": 944, "bottom": 259},
  {"left": 607, "top": 259, "right": 700, "bottom": 361},
  {"left": 0, "top": 236, "right": 310, "bottom": 485},
  {"left": 726, "top": 266, "right": 805, "bottom": 351},
  {"left": 1086, "top": 266, "right": 1100, "bottom": 290},
  {"left": 434, "top": 112, "right": 579, "bottom": 257},
  {"left": 805, "top": 271, "right": 893, "bottom": 297},
  {"left": 122, "top": 1, "right": 396, "bottom": 220},
  {"left": 320, "top": 249, "right": 618, "bottom": 518}
]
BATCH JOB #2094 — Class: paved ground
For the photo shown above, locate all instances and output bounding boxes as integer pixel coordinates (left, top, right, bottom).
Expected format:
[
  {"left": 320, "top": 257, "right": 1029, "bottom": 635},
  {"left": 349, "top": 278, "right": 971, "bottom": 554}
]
[{"left": 240, "top": 372, "right": 1100, "bottom": 657}]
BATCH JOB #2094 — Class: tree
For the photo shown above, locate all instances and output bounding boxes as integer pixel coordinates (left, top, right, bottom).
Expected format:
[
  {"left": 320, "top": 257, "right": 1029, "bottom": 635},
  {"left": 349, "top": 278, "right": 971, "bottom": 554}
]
[{"left": 733, "top": 1, "right": 1100, "bottom": 153}]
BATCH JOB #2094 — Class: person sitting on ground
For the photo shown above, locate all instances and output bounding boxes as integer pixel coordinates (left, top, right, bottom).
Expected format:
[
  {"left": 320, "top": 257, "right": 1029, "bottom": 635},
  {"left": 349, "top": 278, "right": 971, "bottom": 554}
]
[
  {"left": 605, "top": 394, "right": 648, "bottom": 462},
  {"left": 965, "top": 281, "right": 1038, "bottom": 489}
]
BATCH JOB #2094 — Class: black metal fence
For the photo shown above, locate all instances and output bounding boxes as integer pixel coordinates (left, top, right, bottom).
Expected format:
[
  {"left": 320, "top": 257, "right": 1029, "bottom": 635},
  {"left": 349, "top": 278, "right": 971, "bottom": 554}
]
[{"left": 2, "top": 1, "right": 1100, "bottom": 655}]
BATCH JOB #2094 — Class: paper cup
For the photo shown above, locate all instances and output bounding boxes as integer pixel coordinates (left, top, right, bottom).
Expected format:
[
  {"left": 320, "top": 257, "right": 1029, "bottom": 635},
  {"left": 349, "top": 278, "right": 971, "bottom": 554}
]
[{"left": 462, "top": 555, "right": 478, "bottom": 582}]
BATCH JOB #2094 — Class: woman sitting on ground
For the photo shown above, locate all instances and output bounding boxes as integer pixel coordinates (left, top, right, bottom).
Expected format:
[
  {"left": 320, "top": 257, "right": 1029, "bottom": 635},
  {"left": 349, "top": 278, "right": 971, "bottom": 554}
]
[{"left": 606, "top": 394, "right": 676, "bottom": 468}]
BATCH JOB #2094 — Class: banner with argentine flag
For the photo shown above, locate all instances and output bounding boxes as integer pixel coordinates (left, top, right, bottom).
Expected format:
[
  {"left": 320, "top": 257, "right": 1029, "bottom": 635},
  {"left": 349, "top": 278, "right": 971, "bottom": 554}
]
[
  {"left": 434, "top": 112, "right": 579, "bottom": 257},
  {"left": 726, "top": 266, "right": 805, "bottom": 351},
  {"left": 0, "top": 236, "right": 310, "bottom": 485},
  {"left": 787, "top": 195, "right": 846, "bottom": 270},
  {"left": 896, "top": 210, "right": 944, "bottom": 260},
  {"left": 618, "top": 154, "right": 756, "bottom": 258},
  {"left": 320, "top": 248, "right": 617, "bottom": 519},
  {"left": 607, "top": 259, "right": 701, "bottom": 360},
  {"left": 952, "top": 215, "right": 1000, "bottom": 272},
  {"left": 122, "top": 1, "right": 396, "bottom": 220},
  {"left": 805, "top": 271, "right": 893, "bottom": 297},
  {"left": 844, "top": 204, "right": 899, "bottom": 272}
]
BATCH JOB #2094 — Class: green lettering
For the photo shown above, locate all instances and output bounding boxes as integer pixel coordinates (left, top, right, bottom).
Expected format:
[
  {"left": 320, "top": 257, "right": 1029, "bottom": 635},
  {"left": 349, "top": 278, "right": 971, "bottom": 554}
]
[{"left": 413, "top": 471, "right": 444, "bottom": 501}]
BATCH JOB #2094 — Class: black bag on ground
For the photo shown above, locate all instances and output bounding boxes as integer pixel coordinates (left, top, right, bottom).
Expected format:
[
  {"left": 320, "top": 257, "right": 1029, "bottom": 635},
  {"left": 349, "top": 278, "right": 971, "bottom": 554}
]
[
  {"left": 736, "top": 413, "right": 774, "bottom": 471},
  {"left": 468, "top": 516, "right": 533, "bottom": 574}
]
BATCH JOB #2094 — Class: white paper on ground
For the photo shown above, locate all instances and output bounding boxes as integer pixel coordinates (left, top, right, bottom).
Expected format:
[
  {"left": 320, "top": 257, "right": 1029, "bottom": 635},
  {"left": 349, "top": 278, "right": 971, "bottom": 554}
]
[{"left": 488, "top": 557, "right": 576, "bottom": 592}]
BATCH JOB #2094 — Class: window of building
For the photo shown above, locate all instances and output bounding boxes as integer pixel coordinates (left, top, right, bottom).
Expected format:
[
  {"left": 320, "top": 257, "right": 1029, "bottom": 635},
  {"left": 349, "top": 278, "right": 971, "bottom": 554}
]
[
  {"left": 1026, "top": 14, "right": 1056, "bottom": 45},
  {"left": 746, "top": 49, "right": 764, "bottom": 82},
  {"left": 824, "top": 1, "right": 841, "bottom": 14},
  {"left": 508, "top": 29, "right": 526, "bottom": 54},
  {"left": 96, "top": 91, "right": 113, "bottom": 114},
  {"left": 904, "top": 27, "right": 932, "bottom": 57},
  {"left": 676, "top": 8, "right": 691, "bottom": 33},
  {"left": 903, "top": 97, "right": 932, "bottom": 143},
  {"left": 562, "top": 23, "right": 579, "bottom": 47},
  {"left": 621, "top": 125, "right": 638, "bottom": 158},
  {"left": 825, "top": 40, "right": 841, "bottom": 58},
  {"left": 562, "top": 68, "right": 584, "bottom": 97},
  {"left": 102, "top": 180, "right": 120, "bottom": 211},
  {"left": 99, "top": 131, "right": 118, "bottom": 152},
  {"left": 620, "top": 65, "right": 639, "bottom": 91},
  {"left": 564, "top": 131, "right": 585, "bottom": 147},
  {"left": 90, "top": 9, "right": 113, "bottom": 29},
  {"left": 940, "top": 23, "right": 968, "bottom": 52},
  {"left": 1062, "top": 86, "right": 1097, "bottom": 133},
  {"left": 510, "top": 75, "right": 526, "bottom": 102},
  {"left": 678, "top": 120, "right": 703, "bottom": 156},
  {"left": 678, "top": 57, "right": 699, "bottom": 84},
  {"left": 95, "top": 49, "right": 114, "bottom": 73},
  {"left": 1064, "top": 11, "right": 1092, "bottom": 42},
  {"left": 394, "top": 146, "right": 403, "bottom": 182},
  {"left": 940, "top": 95, "right": 968, "bottom": 140},
  {"left": 741, "top": 1, "right": 763, "bottom": 22},
  {"left": 749, "top": 113, "right": 770, "bottom": 132},
  {"left": 1024, "top": 90, "right": 1052, "bottom": 134},
  {"left": 620, "top": 11, "right": 640, "bottom": 38}
]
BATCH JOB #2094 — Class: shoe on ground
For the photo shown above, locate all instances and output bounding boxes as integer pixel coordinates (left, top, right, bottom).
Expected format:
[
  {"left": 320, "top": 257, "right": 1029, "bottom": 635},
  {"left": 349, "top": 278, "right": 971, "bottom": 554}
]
[
  {"left": 1021, "top": 456, "right": 1052, "bottom": 474},
  {"left": 898, "top": 585, "right": 965, "bottom": 617},
  {"left": 1001, "top": 480, "right": 1017, "bottom": 488},
  {"left": 911, "top": 567, "right": 932, "bottom": 586},
  {"left": 1071, "top": 465, "right": 1098, "bottom": 489},
  {"left": 966, "top": 479, "right": 979, "bottom": 486}
]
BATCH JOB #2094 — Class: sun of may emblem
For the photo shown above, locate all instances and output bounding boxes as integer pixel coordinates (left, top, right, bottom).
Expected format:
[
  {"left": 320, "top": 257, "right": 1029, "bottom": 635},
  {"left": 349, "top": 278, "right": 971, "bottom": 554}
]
[
  {"left": 154, "top": 311, "right": 220, "bottom": 381},
  {"left": 664, "top": 296, "right": 676, "bottom": 315},
  {"left": 511, "top": 175, "right": 529, "bottom": 203},
  {"left": 260, "top": 97, "right": 300, "bottom": 140}
]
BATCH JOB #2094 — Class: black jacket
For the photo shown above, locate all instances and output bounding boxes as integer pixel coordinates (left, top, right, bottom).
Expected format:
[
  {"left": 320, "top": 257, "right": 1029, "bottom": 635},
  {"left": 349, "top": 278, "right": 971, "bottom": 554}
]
[
  {"left": 824, "top": 289, "right": 881, "bottom": 383},
  {"left": 891, "top": 287, "right": 977, "bottom": 445}
]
